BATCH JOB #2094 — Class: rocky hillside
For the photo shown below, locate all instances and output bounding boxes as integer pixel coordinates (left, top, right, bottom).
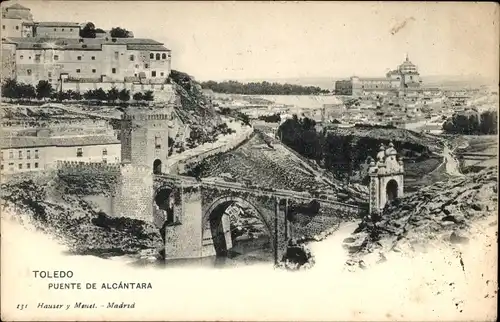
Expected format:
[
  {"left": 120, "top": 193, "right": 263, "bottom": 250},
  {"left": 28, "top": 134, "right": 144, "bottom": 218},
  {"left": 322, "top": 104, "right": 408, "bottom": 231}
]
[
  {"left": 168, "top": 70, "right": 226, "bottom": 144},
  {"left": 1, "top": 178, "right": 163, "bottom": 259},
  {"left": 343, "top": 167, "right": 498, "bottom": 269},
  {"left": 187, "top": 131, "right": 368, "bottom": 204}
]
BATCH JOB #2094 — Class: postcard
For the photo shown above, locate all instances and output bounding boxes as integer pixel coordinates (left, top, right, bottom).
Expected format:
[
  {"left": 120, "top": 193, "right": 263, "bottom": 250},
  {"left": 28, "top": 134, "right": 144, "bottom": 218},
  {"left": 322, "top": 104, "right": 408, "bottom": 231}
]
[{"left": 1, "top": 1, "right": 498, "bottom": 321}]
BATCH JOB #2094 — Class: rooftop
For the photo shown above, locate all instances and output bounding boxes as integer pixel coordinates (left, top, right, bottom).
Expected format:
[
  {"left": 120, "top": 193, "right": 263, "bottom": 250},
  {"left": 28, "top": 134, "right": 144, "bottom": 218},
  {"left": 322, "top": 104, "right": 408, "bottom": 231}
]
[
  {"left": 4, "top": 36, "right": 170, "bottom": 51},
  {"left": 0, "top": 135, "right": 120, "bottom": 149},
  {"left": 5, "top": 3, "right": 31, "bottom": 10},
  {"left": 35, "top": 21, "right": 81, "bottom": 27}
]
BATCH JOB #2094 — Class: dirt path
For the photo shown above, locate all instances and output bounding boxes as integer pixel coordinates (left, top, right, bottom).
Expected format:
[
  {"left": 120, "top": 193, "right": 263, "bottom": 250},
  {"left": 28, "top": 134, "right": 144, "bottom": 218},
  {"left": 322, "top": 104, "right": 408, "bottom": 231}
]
[{"left": 442, "top": 144, "right": 464, "bottom": 177}]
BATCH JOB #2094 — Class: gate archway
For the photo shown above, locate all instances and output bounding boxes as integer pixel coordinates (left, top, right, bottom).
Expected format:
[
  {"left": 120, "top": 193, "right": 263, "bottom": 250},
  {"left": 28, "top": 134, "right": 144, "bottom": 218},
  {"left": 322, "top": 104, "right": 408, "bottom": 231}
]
[
  {"left": 153, "top": 159, "right": 162, "bottom": 174},
  {"left": 386, "top": 179, "right": 399, "bottom": 203}
]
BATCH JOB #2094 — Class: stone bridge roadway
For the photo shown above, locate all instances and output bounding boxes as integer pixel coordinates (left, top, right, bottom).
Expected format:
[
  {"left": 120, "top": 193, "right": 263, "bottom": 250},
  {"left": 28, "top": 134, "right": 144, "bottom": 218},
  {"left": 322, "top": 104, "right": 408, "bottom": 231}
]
[{"left": 152, "top": 173, "right": 365, "bottom": 263}]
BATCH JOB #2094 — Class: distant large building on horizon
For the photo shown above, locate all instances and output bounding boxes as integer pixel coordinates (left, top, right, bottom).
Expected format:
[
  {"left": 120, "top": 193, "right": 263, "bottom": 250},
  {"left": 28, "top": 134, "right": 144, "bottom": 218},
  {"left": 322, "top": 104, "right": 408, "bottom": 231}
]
[
  {"left": 335, "top": 55, "right": 422, "bottom": 96},
  {"left": 1, "top": 3, "right": 172, "bottom": 89}
]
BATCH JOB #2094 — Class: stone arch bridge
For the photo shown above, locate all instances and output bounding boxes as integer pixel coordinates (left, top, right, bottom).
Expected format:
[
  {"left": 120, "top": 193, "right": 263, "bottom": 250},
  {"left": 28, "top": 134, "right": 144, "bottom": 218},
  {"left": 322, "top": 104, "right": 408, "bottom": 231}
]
[{"left": 152, "top": 174, "right": 365, "bottom": 263}]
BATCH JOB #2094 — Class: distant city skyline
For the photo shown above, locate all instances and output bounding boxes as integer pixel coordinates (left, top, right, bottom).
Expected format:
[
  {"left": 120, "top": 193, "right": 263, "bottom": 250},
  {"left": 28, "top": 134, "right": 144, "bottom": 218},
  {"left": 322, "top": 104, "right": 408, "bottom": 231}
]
[{"left": 8, "top": 1, "right": 500, "bottom": 82}]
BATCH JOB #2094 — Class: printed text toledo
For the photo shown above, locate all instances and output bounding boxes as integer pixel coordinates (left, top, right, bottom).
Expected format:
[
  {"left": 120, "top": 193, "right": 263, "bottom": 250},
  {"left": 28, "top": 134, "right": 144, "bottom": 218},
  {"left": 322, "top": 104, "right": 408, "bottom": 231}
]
[{"left": 33, "top": 270, "right": 153, "bottom": 290}]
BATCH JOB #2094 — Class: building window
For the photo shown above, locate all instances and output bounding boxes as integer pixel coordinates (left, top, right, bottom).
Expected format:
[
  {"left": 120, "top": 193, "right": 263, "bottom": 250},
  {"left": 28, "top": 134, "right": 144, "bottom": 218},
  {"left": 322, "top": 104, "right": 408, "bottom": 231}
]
[
  {"left": 160, "top": 72, "right": 164, "bottom": 76},
  {"left": 54, "top": 55, "right": 59, "bottom": 61},
  {"left": 16, "top": 26, "right": 19, "bottom": 30},
  {"left": 76, "top": 69, "right": 81, "bottom": 73},
  {"left": 34, "top": 150, "right": 39, "bottom": 159},
  {"left": 18, "top": 151, "right": 22, "bottom": 159},
  {"left": 155, "top": 136, "right": 161, "bottom": 149},
  {"left": 2, "top": 25, "right": 4, "bottom": 30},
  {"left": 135, "top": 64, "right": 139, "bottom": 68},
  {"left": 102, "top": 148, "right": 107, "bottom": 156},
  {"left": 152, "top": 71, "right": 156, "bottom": 77},
  {"left": 144, "top": 64, "right": 149, "bottom": 69},
  {"left": 27, "top": 69, "right": 32, "bottom": 75},
  {"left": 48, "top": 72, "right": 52, "bottom": 78},
  {"left": 70, "top": 28, "right": 73, "bottom": 31},
  {"left": 112, "top": 68, "right": 116, "bottom": 74},
  {"left": 77, "top": 56, "right": 82, "bottom": 60},
  {"left": 1, "top": 165, "right": 3, "bottom": 171},
  {"left": 91, "top": 56, "right": 95, "bottom": 60},
  {"left": 92, "top": 69, "right": 96, "bottom": 73},
  {"left": 62, "top": 28, "right": 65, "bottom": 31},
  {"left": 27, "top": 150, "right": 31, "bottom": 159},
  {"left": 19, "top": 164, "right": 22, "bottom": 169},
  {"left": 35, "top": 162, "right": 39, "bottom": 168},
  {"left": 9, "top": 151, "right": 13, "bottom": 159},
  {"left": 156, "top": 53, "right": 160, "bottom": 60},
  {"left": 150, "top": 53, "right": 154, "bottom": 59},
  {"left": 129, "top": 55, "right": 134, "bottom": 61},
  {"left": 20, "top": 55, "right": 23, "bottom": 59},
  {"left": 35, "top": 54, "right": 41, "bottom": 62},
  {"left": 162, "top": 53, "right": 166, "bottom": 59},
  {"left": 114, "top": 52, "right": 119, "bottom": 59},
  {"left": 27, "top": 163, "right": 31, "bottom": 169},
  {"left": 76, "top": 148, "right": 83, "bottom": 157}
]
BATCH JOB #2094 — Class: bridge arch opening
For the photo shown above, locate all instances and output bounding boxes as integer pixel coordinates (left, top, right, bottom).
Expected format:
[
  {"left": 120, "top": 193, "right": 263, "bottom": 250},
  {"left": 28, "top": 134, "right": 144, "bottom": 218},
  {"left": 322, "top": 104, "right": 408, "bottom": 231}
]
[
  {"left": 155, "top": 187, "right": 175, "bottom": 243},
  {"left": 386, "top": 179, "right": 399, "bottom": 203},
  {"left": 153, "top": 159, "right": 162, "bottom": 174},
  {"left": 203, "top": 197, "right": 272, "bottom": 260}
]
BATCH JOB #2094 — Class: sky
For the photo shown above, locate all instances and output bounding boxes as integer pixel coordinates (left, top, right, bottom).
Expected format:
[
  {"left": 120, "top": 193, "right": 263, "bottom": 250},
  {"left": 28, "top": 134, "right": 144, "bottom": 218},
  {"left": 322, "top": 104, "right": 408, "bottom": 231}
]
[{"left": 5, "top": 1, "right": 500, "bottom": 82}]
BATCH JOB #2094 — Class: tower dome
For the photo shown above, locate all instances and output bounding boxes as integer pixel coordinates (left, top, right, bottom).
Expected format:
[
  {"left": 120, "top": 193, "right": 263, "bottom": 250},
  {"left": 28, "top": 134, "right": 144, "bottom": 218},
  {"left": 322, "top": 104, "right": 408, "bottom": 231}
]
[
  {"left": 376, "top": 143, "right": 386, "bottom": 161},
  {"left": 385, "top": 141, "right": 397, "bottom": 156}
]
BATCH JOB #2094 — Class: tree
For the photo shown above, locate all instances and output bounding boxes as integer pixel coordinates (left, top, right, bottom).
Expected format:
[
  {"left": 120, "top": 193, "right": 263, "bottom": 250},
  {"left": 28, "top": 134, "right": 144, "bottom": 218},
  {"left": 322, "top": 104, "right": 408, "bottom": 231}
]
[
  {"left": 238, "top": 112, "right": 250, "bottom": 125},
  {"left": 143, "top": 90, "right": 154, "bottom": 101},
  {"left": 35, "top": 80, "right": 53, "bottom": 99},
  {"left": 110, "top": 27, "right": 132, "bottom": 38},
  {"left": 80, "top": 22, "right": 96, "bottom": 38},
  {"left": 118, "top": 88, "right": 130, "bottom": 102},
  {"left": 107, "top": 87, "right": 119, "bottom": 102},
  {"left": 67, "top": 90, "right": 82, "bottom": 100},
  {"left": 83, "top": 89, "right": 95, "bottom": 100},
  {"left": 133, "top": 92, "right": 143, "bottom": 101},
  {"left": 94, "top": 88, "right": 107, "bottom": 101},
  {"left": 18, "top": 83, "right": 36, "bottom": 99},
  {"left": 1, "top": 79, "right": 20, "bottom": 98}
]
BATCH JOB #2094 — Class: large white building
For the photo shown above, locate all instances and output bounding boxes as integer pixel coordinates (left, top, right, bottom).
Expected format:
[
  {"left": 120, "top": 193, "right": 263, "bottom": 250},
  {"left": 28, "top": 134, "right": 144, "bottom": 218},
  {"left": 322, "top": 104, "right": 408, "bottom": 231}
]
[
  {"left": 0, "top": 135, "right": 121, "bottom": 174},
  {"left": 335, "top": 55, "right": 423, "bottom": 96},
  {"left": 1, "top": 3, "right": 172, "bottom": 88}
]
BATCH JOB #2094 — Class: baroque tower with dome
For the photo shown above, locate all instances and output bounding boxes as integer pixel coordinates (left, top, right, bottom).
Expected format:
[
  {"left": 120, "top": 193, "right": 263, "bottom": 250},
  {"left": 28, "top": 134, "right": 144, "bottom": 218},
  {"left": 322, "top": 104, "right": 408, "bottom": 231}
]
[{"left": 368, "top": 142, "right": 405, "bottom": 215}]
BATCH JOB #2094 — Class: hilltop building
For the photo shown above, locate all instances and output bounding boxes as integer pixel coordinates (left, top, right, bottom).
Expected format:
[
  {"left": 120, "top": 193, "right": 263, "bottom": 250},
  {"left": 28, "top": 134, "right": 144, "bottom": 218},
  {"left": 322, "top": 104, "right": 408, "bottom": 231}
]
[
  {"left": 335, "top": 55, "right": 422, "bottom": 96},
  {"left": 0, "top": 134, "right": 121, "bottom": 174},
  {"left": 1, "top": 3, "right": 172, "bottom": 89}
]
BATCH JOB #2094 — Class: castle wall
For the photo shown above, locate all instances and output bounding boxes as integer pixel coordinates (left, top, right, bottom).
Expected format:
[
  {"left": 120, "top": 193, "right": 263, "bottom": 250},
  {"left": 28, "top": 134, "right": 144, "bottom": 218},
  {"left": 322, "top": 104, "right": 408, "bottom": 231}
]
[
  {"left": 113, "top": 164, "right": 154, "bottom": 222},
  {"left": 169, "top": 128, "right": 253, "bottom": 175},
  {"left": 56, "top": 161, "right": 121, "bottom": 196},
  {"left": 60, "top": 82, "right": 175, "bottom": 101}
]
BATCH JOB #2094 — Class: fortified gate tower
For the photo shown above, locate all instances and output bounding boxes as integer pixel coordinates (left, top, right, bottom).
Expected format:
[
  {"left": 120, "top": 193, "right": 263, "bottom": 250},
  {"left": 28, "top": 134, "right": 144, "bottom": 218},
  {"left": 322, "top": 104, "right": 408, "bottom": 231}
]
[
  {"left": 368, "top": 142, "right": 404, "bottom": 215},
  {"left": 113, "top": 105, "right": 172, "bottom": 222}
]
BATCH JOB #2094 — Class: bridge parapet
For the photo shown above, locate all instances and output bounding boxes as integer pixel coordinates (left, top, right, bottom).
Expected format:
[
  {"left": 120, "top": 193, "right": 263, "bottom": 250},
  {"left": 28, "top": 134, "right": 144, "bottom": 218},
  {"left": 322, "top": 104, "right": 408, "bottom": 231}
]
[{"left": 155, "top": 173, "right": 363, "bottom": 213}]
